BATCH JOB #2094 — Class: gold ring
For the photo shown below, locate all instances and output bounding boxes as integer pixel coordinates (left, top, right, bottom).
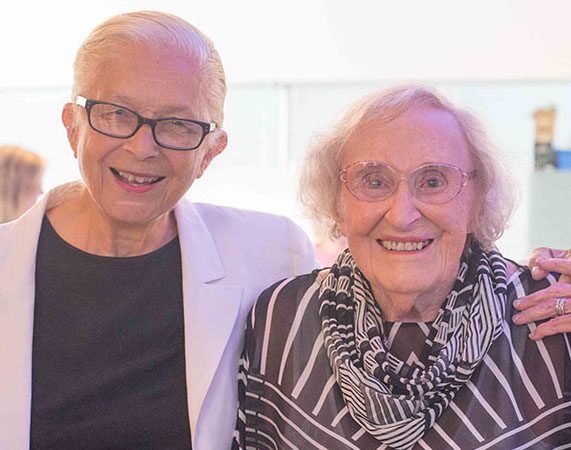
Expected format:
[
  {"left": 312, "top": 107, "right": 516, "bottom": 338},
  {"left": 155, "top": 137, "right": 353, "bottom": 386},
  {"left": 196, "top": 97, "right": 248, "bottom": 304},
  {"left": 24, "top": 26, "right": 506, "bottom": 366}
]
[{"left": 555, "top": 297, "right": 567, "bottom": 316}]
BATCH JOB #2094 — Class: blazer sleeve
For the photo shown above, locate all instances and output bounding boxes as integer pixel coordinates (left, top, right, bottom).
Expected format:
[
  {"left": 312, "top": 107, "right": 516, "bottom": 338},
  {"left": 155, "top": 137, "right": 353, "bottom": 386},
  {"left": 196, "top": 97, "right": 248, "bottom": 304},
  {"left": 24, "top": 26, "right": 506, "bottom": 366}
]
[{"left": 284, "top": 217, "right": 320, "bottom": 274}]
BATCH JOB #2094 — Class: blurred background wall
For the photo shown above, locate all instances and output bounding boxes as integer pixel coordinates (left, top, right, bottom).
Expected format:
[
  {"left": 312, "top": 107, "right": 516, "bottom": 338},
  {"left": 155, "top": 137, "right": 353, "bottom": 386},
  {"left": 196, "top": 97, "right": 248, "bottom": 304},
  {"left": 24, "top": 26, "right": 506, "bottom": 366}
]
[{"left": 1, "top": 0, "right": 570, "bottom": 261}]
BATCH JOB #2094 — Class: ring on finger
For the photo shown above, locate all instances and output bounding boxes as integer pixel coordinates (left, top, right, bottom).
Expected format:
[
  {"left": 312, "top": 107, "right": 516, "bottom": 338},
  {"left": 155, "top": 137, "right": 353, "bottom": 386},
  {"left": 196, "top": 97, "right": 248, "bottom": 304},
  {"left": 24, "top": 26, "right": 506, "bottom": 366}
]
[{"left": 555, "top": 297, "right": 568, "bottom": 316}]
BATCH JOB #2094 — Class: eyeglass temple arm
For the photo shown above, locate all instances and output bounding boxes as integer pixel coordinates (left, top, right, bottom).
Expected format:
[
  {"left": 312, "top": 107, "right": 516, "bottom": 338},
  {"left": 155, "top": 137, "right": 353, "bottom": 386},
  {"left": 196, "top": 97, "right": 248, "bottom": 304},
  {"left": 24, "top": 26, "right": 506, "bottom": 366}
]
[{"left": 75, "top": 95, "right": 87, "bottom": 107}]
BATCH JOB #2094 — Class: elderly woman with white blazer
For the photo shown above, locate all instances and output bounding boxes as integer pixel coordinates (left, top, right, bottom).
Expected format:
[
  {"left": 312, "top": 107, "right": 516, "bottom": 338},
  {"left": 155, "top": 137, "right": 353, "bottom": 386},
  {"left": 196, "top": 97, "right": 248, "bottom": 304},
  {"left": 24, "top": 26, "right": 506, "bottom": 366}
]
[{"left": 0, "top": 11, "right": 316, "bottom": 450}]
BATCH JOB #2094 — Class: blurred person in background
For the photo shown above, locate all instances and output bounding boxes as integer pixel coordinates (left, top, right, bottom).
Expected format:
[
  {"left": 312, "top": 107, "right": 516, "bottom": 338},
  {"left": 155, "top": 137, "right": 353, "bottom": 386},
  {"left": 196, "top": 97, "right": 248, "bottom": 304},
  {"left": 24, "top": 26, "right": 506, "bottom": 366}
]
[{"left": 0, "top": 145, "right": 45, "bottom": 223}]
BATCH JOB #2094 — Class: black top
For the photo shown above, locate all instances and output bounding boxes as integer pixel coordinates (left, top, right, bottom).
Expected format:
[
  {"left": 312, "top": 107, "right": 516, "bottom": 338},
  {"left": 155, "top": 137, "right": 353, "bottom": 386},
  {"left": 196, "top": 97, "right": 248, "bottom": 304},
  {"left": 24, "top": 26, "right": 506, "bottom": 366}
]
[{"left": 30, "top": 216, "right": 191, "bottom": 449}]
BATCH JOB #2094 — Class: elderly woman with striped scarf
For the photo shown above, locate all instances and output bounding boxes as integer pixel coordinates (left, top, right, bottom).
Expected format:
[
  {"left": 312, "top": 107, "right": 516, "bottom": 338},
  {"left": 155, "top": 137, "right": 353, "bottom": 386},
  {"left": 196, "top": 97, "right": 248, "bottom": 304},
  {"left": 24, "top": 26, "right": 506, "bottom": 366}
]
[{"left": 233, "top": 84, "right": 571, "bottom": 449}]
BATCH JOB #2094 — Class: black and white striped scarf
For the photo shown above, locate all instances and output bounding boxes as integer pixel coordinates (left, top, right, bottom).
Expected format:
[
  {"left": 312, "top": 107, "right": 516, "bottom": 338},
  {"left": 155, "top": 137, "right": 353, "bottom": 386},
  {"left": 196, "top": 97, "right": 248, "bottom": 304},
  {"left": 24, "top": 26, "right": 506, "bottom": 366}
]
[{"left": 319, "top": 243, "right": 507, "bottom": 449}]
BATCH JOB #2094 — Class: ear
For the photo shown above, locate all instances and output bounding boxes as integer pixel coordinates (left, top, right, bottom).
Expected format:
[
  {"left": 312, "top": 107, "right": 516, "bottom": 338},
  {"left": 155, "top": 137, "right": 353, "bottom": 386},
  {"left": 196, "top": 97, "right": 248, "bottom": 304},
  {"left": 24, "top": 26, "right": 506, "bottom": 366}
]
[
  {"left": 334, "top": 199, "right": 347, "bottom": 237},
  {"left": 62, "top": 103, "right": 79, "bottom": 158},
  {"left": 197, "top": 130, "right": 228, "bottom": 178}
]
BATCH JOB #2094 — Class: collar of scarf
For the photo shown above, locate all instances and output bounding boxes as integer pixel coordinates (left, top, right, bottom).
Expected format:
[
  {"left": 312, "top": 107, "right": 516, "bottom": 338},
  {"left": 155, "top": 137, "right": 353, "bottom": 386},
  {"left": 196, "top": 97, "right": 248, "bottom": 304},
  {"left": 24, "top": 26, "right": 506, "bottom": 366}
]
[{"left": 318, "top": 242, "right": 507, "bottom": 449}]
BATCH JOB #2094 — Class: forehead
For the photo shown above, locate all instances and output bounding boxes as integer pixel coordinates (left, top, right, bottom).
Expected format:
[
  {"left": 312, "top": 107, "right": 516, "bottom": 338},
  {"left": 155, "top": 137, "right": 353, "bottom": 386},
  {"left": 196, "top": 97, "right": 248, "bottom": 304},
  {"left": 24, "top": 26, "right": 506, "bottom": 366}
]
[
  {"left": 84, "top": 42, "right": 205, "bottom": 116},
  {"left": 344, "top": 106, "right": 472, "bottom": 170}
]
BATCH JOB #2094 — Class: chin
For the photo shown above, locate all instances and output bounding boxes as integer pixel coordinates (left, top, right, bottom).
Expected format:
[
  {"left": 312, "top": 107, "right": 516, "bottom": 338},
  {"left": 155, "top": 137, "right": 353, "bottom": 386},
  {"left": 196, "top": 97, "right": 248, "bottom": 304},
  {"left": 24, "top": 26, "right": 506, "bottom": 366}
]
[
  {"left": 106, "top": 207, "right": 168, "bottom": 228},
  {"left": 374, "top": 267, "right": 440, "bottom": 294}
]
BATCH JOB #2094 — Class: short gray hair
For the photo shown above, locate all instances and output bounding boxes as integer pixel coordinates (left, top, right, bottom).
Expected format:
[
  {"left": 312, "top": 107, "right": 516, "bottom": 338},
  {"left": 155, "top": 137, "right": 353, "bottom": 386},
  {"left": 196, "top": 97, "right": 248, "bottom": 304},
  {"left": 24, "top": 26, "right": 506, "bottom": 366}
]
[
  {"left": 299, "top": 84, "right": 516, "bottom": 250},
  {"left": 72, "top": 10, "right": 226, "bottom": 125}
]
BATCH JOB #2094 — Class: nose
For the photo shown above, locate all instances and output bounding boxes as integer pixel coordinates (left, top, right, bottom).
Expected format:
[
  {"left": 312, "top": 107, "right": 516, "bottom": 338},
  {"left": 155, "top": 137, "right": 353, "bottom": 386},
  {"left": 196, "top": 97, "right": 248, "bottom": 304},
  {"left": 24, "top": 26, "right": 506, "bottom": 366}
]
[
  {"left": 383, "top": 180, "right": 422, "bottom": 230},
  {"left": 122, "top": 124, "right": 160, "bottom": 159}
]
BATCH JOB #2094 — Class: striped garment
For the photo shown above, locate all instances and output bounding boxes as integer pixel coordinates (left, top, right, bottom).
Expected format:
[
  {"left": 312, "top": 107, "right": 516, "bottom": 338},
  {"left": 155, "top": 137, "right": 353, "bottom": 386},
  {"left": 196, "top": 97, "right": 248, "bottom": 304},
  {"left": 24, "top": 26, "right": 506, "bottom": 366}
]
[
  {"left": 233, "top": 265, "right": 571, "bottom": 449},
  {"left": 317, "top": 247, "right": 509, "bottom": 448}
]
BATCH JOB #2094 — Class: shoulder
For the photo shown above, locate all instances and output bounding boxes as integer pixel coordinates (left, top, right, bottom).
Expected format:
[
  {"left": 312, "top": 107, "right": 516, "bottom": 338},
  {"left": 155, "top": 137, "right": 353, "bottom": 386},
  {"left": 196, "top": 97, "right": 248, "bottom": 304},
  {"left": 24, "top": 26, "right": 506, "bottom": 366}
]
[
  {"left": 178, "top": 200, "right": 317, "bottom": 275},
  {"left": 256, "top": 270, "right": 323, "bottom": 310},
  {"left": 0, "top": 181, "right": 82, "bottom": 258},
  {"left": 0, "top": 220, "right": 17, "bottom": 250},
  {"left": 243, "top": 270, "right": 325, "bottom": 371},
  {"left": 506, "top": 260, "right": 558, "bottom": 299},
  {"left": 249, "top": 270, "right": 324, "bottom": 335},
  {"left": 0, "top": 194, "right": 47, "bottom": 247},
  {"left": 0, "top": 197, "right": 49, "bottom": 287},
  {"left": 190, "top": 202, "right": 305, "bottom": 234}
]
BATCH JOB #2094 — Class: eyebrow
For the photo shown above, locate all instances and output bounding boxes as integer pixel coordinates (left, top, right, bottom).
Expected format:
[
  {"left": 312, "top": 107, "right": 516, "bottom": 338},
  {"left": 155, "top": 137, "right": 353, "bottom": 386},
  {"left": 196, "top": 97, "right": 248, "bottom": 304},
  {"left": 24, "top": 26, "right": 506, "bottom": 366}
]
[{"left": 112, "top": 95, "right": 199, "bottom": 118}]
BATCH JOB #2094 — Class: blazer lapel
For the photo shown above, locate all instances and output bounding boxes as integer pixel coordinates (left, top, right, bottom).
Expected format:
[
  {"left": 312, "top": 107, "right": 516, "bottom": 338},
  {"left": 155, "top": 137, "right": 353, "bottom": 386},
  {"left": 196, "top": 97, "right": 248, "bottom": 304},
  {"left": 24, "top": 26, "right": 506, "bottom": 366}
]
[
  {"left": 0, "top": 188, "right": 242, "bottom": 448},
  {"left": 175, "top": 200, "right": 243, "bottom": 443},
  {"left": 0, "top": 196, "right": 48, "bottom": 450}
]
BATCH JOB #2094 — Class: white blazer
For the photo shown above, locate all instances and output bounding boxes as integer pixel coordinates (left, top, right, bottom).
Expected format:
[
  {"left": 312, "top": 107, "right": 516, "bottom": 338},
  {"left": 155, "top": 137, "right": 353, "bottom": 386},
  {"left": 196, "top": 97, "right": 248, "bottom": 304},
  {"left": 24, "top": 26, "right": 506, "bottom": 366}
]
[{"left": 0, "top": 182, "right": 317, "bottom": 450}]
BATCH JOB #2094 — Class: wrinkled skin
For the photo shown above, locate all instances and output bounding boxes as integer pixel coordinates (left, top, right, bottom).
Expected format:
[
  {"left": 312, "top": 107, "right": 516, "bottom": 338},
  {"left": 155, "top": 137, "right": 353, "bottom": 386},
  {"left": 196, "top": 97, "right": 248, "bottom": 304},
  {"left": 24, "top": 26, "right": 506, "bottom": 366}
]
[{"left": 515, "top": 249, "right": 571, "bottom": 339}]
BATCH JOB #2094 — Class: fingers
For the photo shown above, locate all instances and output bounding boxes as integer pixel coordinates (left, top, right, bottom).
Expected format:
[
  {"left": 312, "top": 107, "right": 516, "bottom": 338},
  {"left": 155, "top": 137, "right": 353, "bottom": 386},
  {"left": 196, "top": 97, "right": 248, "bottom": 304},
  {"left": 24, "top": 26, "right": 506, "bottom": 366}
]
[
  {"left": 528, "top": 247, "right": 555, "bottom": 280},
  {"left": 528, "top": 247, "right": 559, "bottom": 266},
  {"left": 513, "top": 282, "right": 571, "bottom": 314},
  {"left": 528, "top": 247, "right": 558, "bottom": 260},
  {"left": 530, "top": 265, "right": 549, "bottom": 281},
  {"left": 513, "top": 283, "right": 571, "bottom": 339},
  {"left": 529, "top": 248, "right": 571, "bottom": 281},
  {"left": 533, "top": 257, "right": 571, "bottom": 282},
  {"left": 528, "top": 314, "right": 571, "bottom": 340},
  {"left": 513, "top": 251, "right": 571, "bottom": 339},
  {"left": 513, "top": 297, "right": 559, "bottom": 325}
]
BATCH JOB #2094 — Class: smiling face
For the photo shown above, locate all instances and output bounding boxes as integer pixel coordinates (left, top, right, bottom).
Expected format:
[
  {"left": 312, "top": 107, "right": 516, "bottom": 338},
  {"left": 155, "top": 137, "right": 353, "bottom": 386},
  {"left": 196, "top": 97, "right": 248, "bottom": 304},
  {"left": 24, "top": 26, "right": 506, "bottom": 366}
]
[
  {"left": 337, "top": 106, "right": 477, "bottom": 313},
  {"left": 62, "top": 42, "right": 226, "bottom": 230}
]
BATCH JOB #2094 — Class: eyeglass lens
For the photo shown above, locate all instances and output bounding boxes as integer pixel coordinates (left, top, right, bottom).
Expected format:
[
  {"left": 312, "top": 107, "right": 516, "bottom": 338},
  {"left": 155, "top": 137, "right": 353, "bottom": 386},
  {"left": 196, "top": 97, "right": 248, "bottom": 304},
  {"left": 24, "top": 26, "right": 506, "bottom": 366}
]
[
  {"left": 89, "top": 103, "right": 205, "bottom": 150},
  {"left": 345, "top": 162, "right": 465, "bottom": 204}
]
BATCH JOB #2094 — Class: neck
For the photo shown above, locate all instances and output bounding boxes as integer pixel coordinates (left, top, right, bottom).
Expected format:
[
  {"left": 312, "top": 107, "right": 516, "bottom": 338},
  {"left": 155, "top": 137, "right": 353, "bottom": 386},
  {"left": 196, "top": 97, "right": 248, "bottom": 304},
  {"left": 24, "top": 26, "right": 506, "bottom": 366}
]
[
  {"left": 372, "top": 283, "right": 454, "bottom": 322},
  {"left": 46, "top": 190, "right": 177, "bottom": 257}
]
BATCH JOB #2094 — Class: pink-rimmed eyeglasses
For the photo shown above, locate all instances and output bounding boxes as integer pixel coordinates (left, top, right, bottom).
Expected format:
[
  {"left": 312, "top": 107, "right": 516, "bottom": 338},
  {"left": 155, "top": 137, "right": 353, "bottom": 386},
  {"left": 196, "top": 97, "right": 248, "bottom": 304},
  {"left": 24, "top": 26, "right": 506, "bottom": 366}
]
[{"left": 340, "top": 161, "right": 476, "bottom": 205}]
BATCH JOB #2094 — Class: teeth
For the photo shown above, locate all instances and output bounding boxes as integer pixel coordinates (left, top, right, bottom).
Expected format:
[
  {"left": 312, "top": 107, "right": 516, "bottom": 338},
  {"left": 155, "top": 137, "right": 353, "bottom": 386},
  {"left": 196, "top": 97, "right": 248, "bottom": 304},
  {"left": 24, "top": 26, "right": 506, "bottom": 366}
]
[
  {"left": 115, "top": 169, "right": 161, "bottom": 185},
  {"left": 379, "top": 240, "right": 432, "bottom": 251}
]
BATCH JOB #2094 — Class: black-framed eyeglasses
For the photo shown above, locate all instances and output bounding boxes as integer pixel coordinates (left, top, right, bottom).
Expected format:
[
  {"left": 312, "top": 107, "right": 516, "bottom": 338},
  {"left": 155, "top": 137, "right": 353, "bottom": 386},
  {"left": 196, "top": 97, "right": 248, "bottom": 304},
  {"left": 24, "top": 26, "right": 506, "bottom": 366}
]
[
  {"left": 74, "top": 96, "right": 217, "bottom": 151},
  {"left": 340, "top": 160, "right": 476, "bottom": 205}
]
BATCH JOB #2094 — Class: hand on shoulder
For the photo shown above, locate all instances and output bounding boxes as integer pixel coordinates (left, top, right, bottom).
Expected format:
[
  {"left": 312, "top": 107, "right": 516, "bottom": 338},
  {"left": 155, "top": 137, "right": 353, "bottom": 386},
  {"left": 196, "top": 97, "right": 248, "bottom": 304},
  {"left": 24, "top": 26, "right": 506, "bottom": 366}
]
[{"left": 512, "top": 247, "right": 571, "bottom": 340}]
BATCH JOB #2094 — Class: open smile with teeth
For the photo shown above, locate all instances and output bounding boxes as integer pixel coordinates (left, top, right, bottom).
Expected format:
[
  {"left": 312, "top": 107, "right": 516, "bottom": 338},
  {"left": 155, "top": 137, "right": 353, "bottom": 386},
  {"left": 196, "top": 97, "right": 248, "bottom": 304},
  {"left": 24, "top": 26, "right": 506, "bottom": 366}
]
[
  {"left": 378, "top": 239, "right": 433, "bottom": 251},
  {"left": 111, "top": 168, "right": 164, "bottom": 186}
]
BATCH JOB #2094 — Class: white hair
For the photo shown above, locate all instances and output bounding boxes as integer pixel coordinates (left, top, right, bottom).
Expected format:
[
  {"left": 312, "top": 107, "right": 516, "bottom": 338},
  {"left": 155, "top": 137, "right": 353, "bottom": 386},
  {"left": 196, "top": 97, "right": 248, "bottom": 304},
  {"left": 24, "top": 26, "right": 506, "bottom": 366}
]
[{"left": 72, "top": 10, "right": 226, "bottom": 125}]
